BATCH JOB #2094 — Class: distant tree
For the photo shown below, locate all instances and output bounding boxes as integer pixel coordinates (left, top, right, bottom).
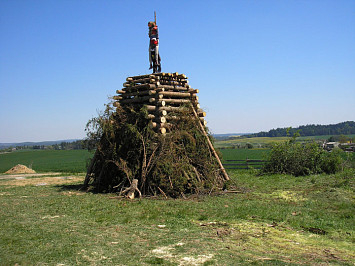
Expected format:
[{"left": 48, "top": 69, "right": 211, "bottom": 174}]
[
  {"left": 244, "top": 121, "right": 355, "bottom": 138},
  {"left": 246, "top": 143, "right": 253, "bottom": 149},
  {"left": 328, "top": 136, "right": 335, "bottom": 142},
  {"left": 339, "top": 135, "right": 349, "bottom": 143},
  {"left": 261, "top": 135, "right": 343, "bottom": 176}
]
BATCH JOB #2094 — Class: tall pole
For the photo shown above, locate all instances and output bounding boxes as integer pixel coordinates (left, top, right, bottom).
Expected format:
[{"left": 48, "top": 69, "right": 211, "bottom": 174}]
[
  {"left": 190, "top": 104, "right": 230, "bottom": 181},
  {"left": 154, "top": 11, "right": 156, "bottom": 24}
]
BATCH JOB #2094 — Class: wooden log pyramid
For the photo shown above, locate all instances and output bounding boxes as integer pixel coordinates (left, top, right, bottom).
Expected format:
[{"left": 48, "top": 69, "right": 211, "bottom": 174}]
[{"left": 113, "top": 72, "right": 206, "bottom": 134}]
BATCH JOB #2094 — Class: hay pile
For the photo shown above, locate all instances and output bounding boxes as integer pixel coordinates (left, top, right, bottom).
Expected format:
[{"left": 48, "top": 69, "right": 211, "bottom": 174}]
[
  {"left": 83, "top": 103, "right": 226, "bottom": 197},
  {"left": 5, "top": 164, "right": 36, "bottom": 174}
]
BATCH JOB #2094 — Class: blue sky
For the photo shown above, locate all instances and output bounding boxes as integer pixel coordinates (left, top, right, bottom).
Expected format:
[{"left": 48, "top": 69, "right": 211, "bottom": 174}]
[{"left": 0, "top": 0, "right": 354, "bottom": 142}]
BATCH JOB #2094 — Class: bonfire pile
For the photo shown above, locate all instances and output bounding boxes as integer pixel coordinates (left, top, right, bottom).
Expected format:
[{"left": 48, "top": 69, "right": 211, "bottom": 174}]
[{"left": 84, "top": 73, "right": 228, "bottom": 198}]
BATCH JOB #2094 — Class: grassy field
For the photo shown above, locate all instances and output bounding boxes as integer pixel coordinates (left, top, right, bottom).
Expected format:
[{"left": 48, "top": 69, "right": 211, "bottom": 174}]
[
  {"left": 0, "top": 169, "right": 354, "bottom": 264},
  {"left": 219, "top": 149, "right": 269, "bottom": 162},
  {"left": 0, "top": 150, "right": 92, "bottom": 173},
  {"left": 214, "top": 134, "right": 355, "bottom": 149},
  {"left": 297, "top": 134, "right": 355, "bottom": 141},
  {"left": 0, "top": 149, "right": 268, "bottom": 174},
  {"left": 214, "top": 137, "right": 289, "bottom": 149}
]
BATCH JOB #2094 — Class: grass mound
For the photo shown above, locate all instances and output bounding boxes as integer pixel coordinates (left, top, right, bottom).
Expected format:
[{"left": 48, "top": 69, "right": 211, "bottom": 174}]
[{"left": 83, "top": 104, "right": 225, "bottom": 197}]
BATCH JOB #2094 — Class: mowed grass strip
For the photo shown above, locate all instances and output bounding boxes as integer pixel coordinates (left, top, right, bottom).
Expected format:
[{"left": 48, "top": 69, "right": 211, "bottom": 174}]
[
  {"left": 0, "top": 170, "right": 354, "bottom": 264},
  {"left": 0, "top": 150, "right": 93, "bottom": 173}
]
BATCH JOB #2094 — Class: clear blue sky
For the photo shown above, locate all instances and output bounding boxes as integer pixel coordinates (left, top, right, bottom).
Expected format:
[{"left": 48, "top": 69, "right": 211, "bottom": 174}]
[{"left": 1, "top": 0, "right": 354, "bottom": 142}]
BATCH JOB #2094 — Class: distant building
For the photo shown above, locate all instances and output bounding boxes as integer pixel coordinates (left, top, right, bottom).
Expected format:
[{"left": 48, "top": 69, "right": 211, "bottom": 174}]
[{"left": 324, "top": 142, "right": 340, "bottom": 151}]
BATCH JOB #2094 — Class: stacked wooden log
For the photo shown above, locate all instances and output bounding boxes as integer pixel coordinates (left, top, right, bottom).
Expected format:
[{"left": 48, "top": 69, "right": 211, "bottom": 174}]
[{"left": 113, "top": 72, "right": 206, "bottom": 134}]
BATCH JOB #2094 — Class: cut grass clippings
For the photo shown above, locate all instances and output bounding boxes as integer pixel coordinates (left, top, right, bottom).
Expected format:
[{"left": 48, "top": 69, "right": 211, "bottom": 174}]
[{"left": 0, "top": 169, "right": 354, "bottom": 264}]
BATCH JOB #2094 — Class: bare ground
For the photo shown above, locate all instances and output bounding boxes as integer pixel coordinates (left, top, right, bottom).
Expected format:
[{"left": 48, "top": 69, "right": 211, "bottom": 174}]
[{"left": 0, "top": 173, "right": 84, "bottom": 186}]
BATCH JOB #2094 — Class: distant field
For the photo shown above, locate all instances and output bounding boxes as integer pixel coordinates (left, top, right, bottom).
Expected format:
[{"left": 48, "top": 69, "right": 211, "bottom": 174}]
[
  {"left": 1, "top": 149, "right": 268, "bottom": 173},
  {"left": 214, "top": 134, "right": 355, "bottom": 148},
  {"left": 297, "top": 134, "right": 355, "bottom": 141},
  {"left": 0, "top": 150, "right": 93, "bottom": 173},
  {"left": 214, "top": 136, "right": 288, "bottom": 148},
  {"left": 218, "top": 148, "right": 269, "bottom": 162}
]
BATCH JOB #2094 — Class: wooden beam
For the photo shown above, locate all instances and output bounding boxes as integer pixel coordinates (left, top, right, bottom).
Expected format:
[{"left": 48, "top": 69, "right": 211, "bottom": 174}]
[
  {"left": 161, "top": 98, "right": 191, "bottom": 104},
  {"left": 198, "top": 111, "right": 206, "bottom": 117},
  {"left": 156, "top": 85, "right": 190, "bottom": 91},
  {"left": 166, "top": 116, "right": 206, "bottom": 123},
  {"left": 158, "top": 91, "right": 192, "bottom": 98},
  {"left": 117, "top": 90, "right": 157, "bottom": 98},
  {"left": 122, "top": 83, "right": 156, "bottom": 90},
  {"left": 156, "top": 106, "right": 189, "bottom": 112},
  {"left": 146, "top": 108, "right": 167, "bottom": 116},
  {"left": 149, "top": 122, "right": 172, "bottom": 129},
  {"left": 190, "top": 104, "right": 229, "bottom": 181},
  {"left": 147, "top": 114, "right": 166, "bottom": 123},
  {"left": 148, "top": 122, "right": 167, "bottom": 134},
  {"left": 119, "top": 96, "right": 152, "bottom": 104},
  {"left": 189, "top": 89, "right": 199, "bottom": 94},
  {"left": 127, "top": 74, "right": 155, "bottom": 80},
  {"left": 124, "top": 78, "right": 156, "bottom": 85},
  {"left": 157, "top": 80, "right": 188, "bottom": 87}
]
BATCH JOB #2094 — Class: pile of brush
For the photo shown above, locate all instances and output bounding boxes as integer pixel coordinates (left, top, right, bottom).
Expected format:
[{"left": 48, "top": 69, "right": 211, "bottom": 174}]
[{"left": 83, "top": 73, "right": 229, "bottom": 198}]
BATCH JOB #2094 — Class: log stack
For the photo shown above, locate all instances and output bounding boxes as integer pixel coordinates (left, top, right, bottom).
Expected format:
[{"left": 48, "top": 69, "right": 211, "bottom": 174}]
[{"left": 113, "top": 72, "right": 206, "bottom": 134}]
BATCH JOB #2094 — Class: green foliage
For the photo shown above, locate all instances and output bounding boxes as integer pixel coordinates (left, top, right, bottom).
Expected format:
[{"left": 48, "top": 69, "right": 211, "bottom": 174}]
[
  {"left": 245, "top": 143, "right": 253, "bottom": 149},
  {"left": 262, "top": 135, "right": 343, "bottom": 176}
]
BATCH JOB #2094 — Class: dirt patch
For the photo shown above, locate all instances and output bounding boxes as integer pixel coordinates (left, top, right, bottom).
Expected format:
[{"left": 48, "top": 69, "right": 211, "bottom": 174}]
[
  {"left": 0, "top": 175, "right": 84, "bottom": 186},
  {"left": 5, "top": 164, "right": 36, "bottom": 174},
  {"left": 151, "top": 242, "right": 214, "bottom": 265}
]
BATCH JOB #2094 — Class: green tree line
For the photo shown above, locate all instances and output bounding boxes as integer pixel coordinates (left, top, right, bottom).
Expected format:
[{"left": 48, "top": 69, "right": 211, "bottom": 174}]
[
  {"left": 245, "top": 121, "right": 355, "bottom": 138},
  {"left": 15, "top": 140, "right": 85, "bottom": 150}
]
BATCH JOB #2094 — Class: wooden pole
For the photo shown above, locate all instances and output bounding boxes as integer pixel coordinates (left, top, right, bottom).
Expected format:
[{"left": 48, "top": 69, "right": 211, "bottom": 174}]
[
  {"left": 161, "top": 98, "right": 191, "bottom": 104},
  {"left": 147, "top": 114, "right": 166, "bottom": 123},
  {"left": 190, "top": 104, "right": 230, "bottom": 181},
  {"left": 122, "top": 83, "right": 156, "bottom": 90},
  {"left": 116, "top": 90, "right": 157, "bottom": 97},
  {"left": 156, "top": 85, "right": 190, "bottom": 91},
  {"left": 158, "top": 91, "right": 193, "bottom": 98}
]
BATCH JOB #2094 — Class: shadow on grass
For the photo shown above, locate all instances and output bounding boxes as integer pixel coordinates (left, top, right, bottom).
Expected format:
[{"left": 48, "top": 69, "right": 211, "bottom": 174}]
[{"left": 55, "top": 183, "right": 86, "bottom": 192}]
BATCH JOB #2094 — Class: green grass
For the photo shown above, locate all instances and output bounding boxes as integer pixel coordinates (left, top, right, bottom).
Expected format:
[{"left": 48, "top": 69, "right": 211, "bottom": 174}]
[
  {"left": 0, "top": 150, "right": 93, "bottom": 173},
  {"left": 218, "top": 148, "right": 270, "bottom": 162},
  {"left": 0, "top": 170, "right": 354, "bottom": 264},
  {"left": 0, "top": 149, "right": 270, "bottom": 174}
]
